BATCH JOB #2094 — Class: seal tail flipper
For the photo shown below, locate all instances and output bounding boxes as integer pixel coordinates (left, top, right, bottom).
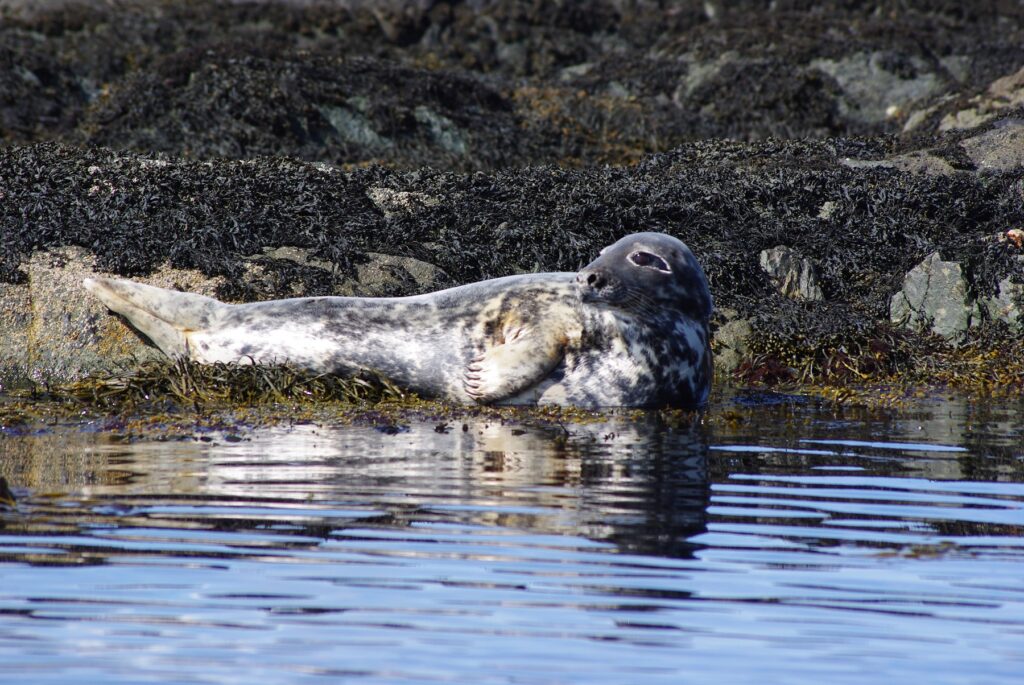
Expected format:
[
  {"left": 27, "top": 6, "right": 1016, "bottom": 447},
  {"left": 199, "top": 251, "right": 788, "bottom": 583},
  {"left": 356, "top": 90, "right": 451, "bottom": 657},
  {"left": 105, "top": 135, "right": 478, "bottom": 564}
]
[{"left": 83, "top": 277, "right": 225, "bottom": 358}]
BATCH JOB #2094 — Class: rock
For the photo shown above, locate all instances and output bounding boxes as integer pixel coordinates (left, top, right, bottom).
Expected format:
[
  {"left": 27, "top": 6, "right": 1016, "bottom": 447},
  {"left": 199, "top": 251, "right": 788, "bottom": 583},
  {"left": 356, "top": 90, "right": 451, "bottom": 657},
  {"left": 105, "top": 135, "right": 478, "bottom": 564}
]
[
  {"left": 759, "top": 246, "right": 824, "bottom": 301},
  {"left": 810, "top": 52, "right": 942, "bottom": 125},
  {"left": 889, "top": 252, "right": 979, "bottom": 340},
  {"left": 246, "top": 245, "right": 444, "bottom": 298},
  {"left": 977, "top": 234, "right": 1022, "bottom": 329},
  {"left": 886, "top": 151, "right": 957, "bottom": 175},
  {"left": 256, "top": 246, "right": 334, "bottom": 273},
  {"left": 675, "top": 52, "right": 737, "bottom": 101},
  {"left": 939, "top": 65, "right": 1024, "bottom": 133},
  {"left": 842, "top": 150, "right": 955, "bottom": 175},
  {"left": 558, "top": 62, "right": 594, "bottom": 81},
  {"left": 318, "top": 104, "right": 394, "bottom": 151},
  {"left": 712, "top": 309, "right": 753, "bottom": 375},
  {"left": 960, "top": 118, "right": 1024, "bottom": 172},
  {"left": 939, "top": 55, "right": 973, "bottom": 84},
  {"left": 0, "top": 282, "right": 32, "bottom": 389},
  {"left": 352, "top": 253, "right": 445, "bottom": 297},
  {"left": 817, "top": 200, "right": 839, "bottom": 220},
  {"left": 980, "top": 276, "right": 1023, "bottom": 329},
  {"left": 413, "top": 106, "right": 468, "bottom": 156},
  {"left": 367, "top": 187, "right": 440, "bottom": 219},
  {"left": 24, "top": 247, "right": 125, "bottom": 385},
  {"left": 939, "top": 106, "right": 995, "bottom": 133},
  {"left": 241, "top": 246, "right": 341, "bottom": 298},
  {"left": 901, "top": 102, "right": 940, "bottom": 133},
  {"left": 1, "top": 248, "right": 224, "bottom": 386},
  {"left": 987, "top": 66, "right": 1024, "bottom": 102}
]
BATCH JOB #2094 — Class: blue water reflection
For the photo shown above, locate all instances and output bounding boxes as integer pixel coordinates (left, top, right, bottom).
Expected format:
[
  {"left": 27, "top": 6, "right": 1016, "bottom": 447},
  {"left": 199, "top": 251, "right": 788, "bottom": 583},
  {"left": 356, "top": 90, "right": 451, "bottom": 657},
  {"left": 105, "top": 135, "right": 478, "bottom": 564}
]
[{"left": 0, "top": 392, "right": 1022, "bottom": 684}]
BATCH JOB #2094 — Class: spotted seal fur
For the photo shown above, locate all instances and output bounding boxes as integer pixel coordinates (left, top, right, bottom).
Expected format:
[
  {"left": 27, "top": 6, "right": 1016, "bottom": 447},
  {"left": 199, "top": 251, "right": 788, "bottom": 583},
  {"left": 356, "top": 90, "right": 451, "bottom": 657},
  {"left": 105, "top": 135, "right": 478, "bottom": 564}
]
[{"left": 83, "top": 232, "right": 713, "bottom": 408}]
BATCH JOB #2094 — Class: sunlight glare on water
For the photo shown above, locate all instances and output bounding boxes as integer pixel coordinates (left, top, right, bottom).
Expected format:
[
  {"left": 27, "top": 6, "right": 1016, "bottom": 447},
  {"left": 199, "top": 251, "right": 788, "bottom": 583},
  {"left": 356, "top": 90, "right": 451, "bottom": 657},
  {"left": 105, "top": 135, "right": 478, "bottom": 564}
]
[{"left": 1, "top": 392, "right": 1023, "bottom": 684}]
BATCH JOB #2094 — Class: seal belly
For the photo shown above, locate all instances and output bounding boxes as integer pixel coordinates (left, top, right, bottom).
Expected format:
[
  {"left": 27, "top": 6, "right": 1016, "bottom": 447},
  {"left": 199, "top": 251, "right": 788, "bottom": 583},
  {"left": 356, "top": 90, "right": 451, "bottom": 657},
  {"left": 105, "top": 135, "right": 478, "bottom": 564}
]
[
  {"left": 190, "top": 297, "right": 470, "bottom": 398},
  {"left": 188, "top": 276, "right": 581, "bottom": 402}
]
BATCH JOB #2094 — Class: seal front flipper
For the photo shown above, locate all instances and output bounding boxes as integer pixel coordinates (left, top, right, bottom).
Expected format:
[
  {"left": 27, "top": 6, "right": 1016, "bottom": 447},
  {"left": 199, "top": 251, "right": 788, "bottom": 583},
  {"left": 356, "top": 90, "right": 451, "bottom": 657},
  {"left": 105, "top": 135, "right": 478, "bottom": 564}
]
[
  {"left": 83, "top": 277, "right": 225, "bottom": 358},
  {"left": 463, "top": 322, "right": 569, "bottom": 403}
]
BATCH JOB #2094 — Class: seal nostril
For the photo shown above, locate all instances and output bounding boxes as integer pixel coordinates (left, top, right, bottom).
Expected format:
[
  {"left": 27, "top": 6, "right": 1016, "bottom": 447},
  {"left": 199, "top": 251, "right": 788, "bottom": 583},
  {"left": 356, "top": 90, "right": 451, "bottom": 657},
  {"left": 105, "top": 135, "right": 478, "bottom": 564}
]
[{"left": 586, "top": 272, "right": 606, "bottom": 288}]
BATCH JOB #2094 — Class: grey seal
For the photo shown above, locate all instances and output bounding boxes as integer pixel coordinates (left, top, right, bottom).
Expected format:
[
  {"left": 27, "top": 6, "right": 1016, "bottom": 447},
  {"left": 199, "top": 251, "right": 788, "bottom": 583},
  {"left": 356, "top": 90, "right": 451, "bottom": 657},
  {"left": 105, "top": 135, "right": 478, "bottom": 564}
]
[{"left": 83, "top": 232, "right": 713, "bottom": 408}]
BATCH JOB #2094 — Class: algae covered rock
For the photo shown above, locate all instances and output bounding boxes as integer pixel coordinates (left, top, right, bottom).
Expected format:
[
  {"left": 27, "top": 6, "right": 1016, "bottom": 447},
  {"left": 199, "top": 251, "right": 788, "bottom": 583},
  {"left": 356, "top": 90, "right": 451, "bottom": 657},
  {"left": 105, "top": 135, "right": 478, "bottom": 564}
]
[
  {"left": 929, "top": 65, "right": 1024, "bottom": 134},
  {"left": 980, "top": 275, "right": 1024, "bottom": 330},
  {"left": 711, "top": 309, "right": 753, "bottom": 376},
  {"left": 5, "top": 1, "right": 1024, "bottom": 165},
  {"left": 889, "top": 252, "right": 980, "bottom": 340},
  {"left": 0, "top": 246, "right": 228, "bottom": 387},
  {"left": 758, "top": 246, "right": 824, "bottom": 302},
  {"left": 3, "top": 1, "right": 1024, "bottom": 387},
  {"left": 3, "top": 134, "right": 1024, "bottom": 384}
]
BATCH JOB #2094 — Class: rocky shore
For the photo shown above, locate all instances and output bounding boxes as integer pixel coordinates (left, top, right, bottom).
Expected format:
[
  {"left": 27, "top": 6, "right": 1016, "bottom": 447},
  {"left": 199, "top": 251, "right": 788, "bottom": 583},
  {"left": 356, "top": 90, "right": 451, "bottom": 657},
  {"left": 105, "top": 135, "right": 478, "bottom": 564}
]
[{"left": 1, "top": 1, "right": 1023, "bottom": 393}]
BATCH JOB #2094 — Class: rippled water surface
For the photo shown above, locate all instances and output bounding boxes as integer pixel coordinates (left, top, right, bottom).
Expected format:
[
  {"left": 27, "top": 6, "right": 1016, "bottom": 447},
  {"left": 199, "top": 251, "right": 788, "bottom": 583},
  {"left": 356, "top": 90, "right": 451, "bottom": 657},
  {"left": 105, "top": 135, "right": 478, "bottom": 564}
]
[{"left": 1, "top": 392, "right": 1023, "bottom": 684}]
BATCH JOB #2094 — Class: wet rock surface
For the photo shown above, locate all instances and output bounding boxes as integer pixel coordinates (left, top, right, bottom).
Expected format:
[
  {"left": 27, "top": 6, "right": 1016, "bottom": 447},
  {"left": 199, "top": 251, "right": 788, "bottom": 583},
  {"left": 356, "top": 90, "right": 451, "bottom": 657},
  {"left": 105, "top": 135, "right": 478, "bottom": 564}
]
[{"left": 1, "top": 1, "right": 1024, "bottom": 388}]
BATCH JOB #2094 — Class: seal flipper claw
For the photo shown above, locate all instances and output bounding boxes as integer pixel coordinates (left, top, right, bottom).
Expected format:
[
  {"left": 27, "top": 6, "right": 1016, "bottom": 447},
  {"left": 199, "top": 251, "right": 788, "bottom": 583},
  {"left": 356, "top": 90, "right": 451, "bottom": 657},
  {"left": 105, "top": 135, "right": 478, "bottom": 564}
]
[{"left": 462, "top": 324, "right": 565, "bottom": 403}]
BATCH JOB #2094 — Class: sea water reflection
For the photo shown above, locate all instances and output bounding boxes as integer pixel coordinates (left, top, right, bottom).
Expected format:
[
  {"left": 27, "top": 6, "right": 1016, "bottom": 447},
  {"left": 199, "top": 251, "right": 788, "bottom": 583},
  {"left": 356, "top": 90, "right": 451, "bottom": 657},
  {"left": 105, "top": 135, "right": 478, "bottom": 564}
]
[{"left": 0, "top": 392, "right": 1022, "bottom": 684}]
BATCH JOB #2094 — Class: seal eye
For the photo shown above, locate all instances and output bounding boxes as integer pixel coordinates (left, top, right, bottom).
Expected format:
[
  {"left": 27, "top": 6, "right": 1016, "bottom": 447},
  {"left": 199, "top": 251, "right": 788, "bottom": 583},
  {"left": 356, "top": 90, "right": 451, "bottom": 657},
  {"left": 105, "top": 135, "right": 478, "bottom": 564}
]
[{"left": 629, "top": 251, "right": 671, "bottom": 273}]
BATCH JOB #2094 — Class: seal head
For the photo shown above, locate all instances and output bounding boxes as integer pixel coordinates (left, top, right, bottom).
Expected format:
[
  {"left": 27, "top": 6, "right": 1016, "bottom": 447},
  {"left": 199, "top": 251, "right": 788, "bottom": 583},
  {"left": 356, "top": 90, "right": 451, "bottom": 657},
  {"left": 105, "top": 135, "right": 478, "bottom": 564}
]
[
  {"left": 576, "top": 232, "right": 712, "bottom": 322},
  {"left": 566, "top": 232, "right": 713, "bottom": 407}
]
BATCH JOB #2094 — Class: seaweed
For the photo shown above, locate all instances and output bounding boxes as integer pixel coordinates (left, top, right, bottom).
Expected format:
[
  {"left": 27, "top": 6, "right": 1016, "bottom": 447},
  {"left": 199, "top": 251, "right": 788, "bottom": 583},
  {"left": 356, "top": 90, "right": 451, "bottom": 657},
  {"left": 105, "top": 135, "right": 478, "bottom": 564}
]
[
  {"left": 56, "top": 358, "right": 407, "bottom": 410},
  {"left": 4, "top": 1, "right": 1024, "bottom": 163},
  {"left": 3, "top": 136, "right": 1022, "bottom": 382}
]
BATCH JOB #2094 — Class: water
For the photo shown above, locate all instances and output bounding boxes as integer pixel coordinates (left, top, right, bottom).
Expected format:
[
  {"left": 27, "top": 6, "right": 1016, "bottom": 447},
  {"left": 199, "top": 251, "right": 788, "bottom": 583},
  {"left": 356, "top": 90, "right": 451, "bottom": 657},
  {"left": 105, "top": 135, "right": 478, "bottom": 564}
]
[{"left": 1, "top": 392, "right": 1023, "bottom": 684}]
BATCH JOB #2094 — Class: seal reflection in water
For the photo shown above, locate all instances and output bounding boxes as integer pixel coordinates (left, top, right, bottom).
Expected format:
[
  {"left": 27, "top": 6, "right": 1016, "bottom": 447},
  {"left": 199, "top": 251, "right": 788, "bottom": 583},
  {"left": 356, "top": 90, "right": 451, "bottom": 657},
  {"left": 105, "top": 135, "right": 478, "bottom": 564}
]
[{"left": 83, "top": 232, "right": 713, "bottom": 408}]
